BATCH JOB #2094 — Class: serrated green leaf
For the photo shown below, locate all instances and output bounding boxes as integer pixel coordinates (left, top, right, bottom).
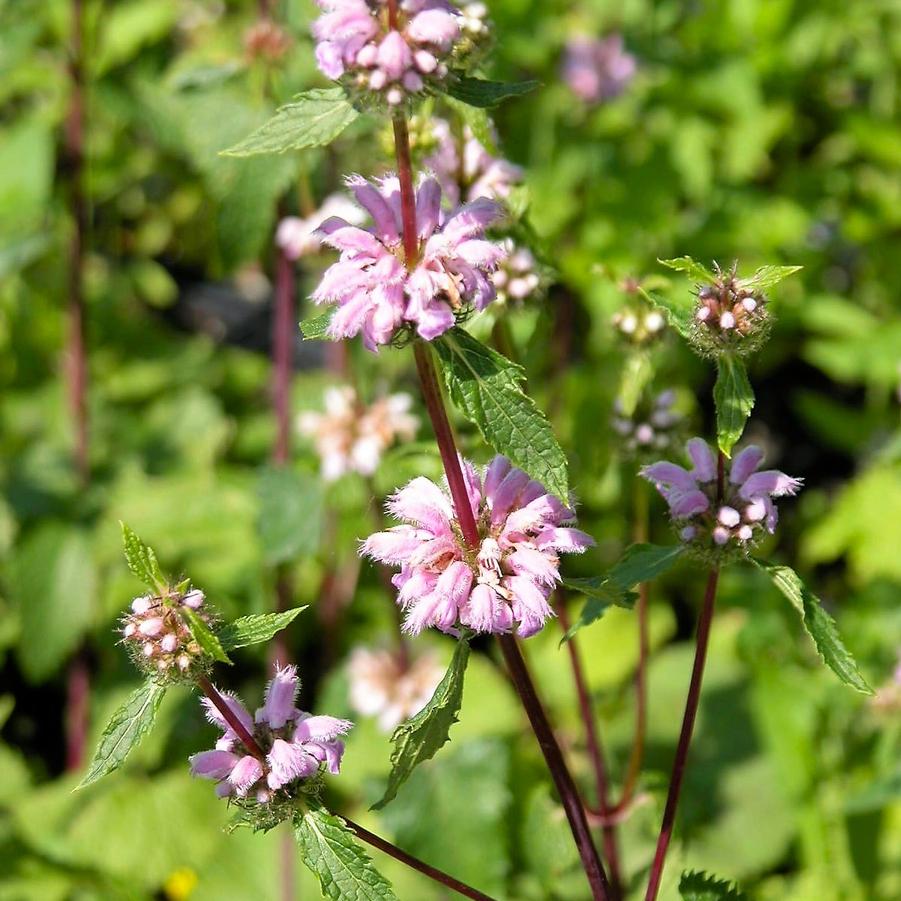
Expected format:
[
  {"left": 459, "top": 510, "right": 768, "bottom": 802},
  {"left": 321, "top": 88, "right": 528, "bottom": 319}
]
[
  {"left": 77, "top": 680, "right": 167, "bottom": 790},
  {"left": 659, "top": 256, "right": 718, "bottom": 283},
  {"left": 257, "top": 466, "right": 324, "bottom": 566},
  {"left": 373, "top": 639, "right": 470, "bottom": 810},
  {"left": 181, "top": 607, "right": 231, "bottom": 664},
  {"left": 679, "top": 869, "right": 747, "bottom": 901},
  {"left": 294, "top": 804, "right": 397, "bottom": 901},
  {"left": 301, "top": 308, "right": 336, "bottom": 340},
  {"left": 221, "top": 88, "right": 359, "bottom": 157},
  {"left": 442, "top": 74, "right": 539, "bottom": 108},
  {"left": 753, "top": 560, "right": 872, "bottom": 694},
  {"left": 217, "top": 607, "right": 308, "bottom": 652},
  {"left": 713, "top": 355, "right": 755, "bottom": 457},
  {"left": 433, "top": 329, "right": 569, "bottom": 501},
  {"left": 738, "top": 265, "right": 802, "bottom": 293},
  {"left": 120, "top": 522, "right": 166, "bottom": 591},
  {"left": 638, "top": 287, "right": 694, "bottom": 340},
  {"left": 564, "top": 543, "right": 682, "bottom": 639}
]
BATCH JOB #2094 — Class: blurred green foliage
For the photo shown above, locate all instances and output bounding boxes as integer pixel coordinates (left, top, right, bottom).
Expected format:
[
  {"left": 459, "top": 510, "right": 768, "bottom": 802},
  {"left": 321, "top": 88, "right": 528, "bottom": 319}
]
[{"left": 1, "top": 0, "right": 899, "bottom": 899}]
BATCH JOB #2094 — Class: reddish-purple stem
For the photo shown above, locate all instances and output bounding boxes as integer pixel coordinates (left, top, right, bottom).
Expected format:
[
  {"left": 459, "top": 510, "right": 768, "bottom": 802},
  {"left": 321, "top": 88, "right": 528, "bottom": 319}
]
[
  {"left": 343, "top": 817, "right": 495, "bottom": 901},
  {"left": 64, "top": 0, "right": 90, "bottom": 775},
  {"left": 392, "top": 107, "right": 609, "bottom": 900},
  {"left": 557, "top": 597, "right": 622, "bottom": 898},
  {"left": 644, "top": 453, "right": 725, "bottom": 900},
  {"left": 197, "top": 675, "right": 267, "bottom": 761}
]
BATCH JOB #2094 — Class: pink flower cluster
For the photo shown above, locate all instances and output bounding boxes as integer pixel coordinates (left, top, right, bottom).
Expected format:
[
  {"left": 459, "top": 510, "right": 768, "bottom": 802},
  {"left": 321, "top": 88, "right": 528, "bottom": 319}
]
[
  {"left": 312, "top": 0, "right": 466, "bottom": 106},
  {"left": 640, "top": 438, "right": 803, "bottom": 550},
  {"left": 190, "top": 665, "right": 352, "bottom": 803},
  {"left": 314, "top": 174, "right": 505, "bottom": 349},
  {"left": 121, "top": 589, "right": 208, "bottom": 680},
  {"left": 424, "top": 119, "right": 524, "bottom": 207},
  {"left": 693, "top": 265, "right": 768, "bottom": 355},
  {"left": 362, "top": 455, "right": 594, "bottom": 638},
  {"left": 561, "top": 34, "right": 636, "bottom": 105}
]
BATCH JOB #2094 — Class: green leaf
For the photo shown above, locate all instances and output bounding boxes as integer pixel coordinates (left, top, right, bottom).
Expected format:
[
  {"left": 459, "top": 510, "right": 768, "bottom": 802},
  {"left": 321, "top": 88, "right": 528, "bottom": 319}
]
[
  {"left": 77, "top": 680, "right": 167, "bottom": 790},
  {"left": 679, "top": 870, "right": 747, "bottom": 901},
  {"left": 562, "top": 577, "right": 638, "bottom": 639},
  {"left": 120, "top": 522, "right": 166, "bottom": 591},
  {"left": 372, "top": 639, "right": 471, "bottom": 810},
  {"left": 11, "top": 523, "right": 96, "bottom": 681},
  {"left": 617, "top": 351, "right": 653, "bottom": 417},
  {"left": 639, "top": 287, "right": 694, "bottom": 340},
  {"left": 738, "top": 265, "right": 802, "bottom": 293},
  {"left": 221, "top": 88, "right": 359, "bottom": 157},
  {"left": 217, "top": 607, "right": 308, "bottom": 652},
  {"left": 442, "top": 96, "right": 497, "bottom": 153},
  {"left": 753, "top": 560, "right": 872, "bottom": 694},
  {"left": 434, "top": 329, "right": 569, "bottom": 501},
  {"left": 713, "top": 354, "right": 755, "bottom": 457},
  {"left": 659, "top": 256, "right": 718, "bottom": 283},
  {"left": 442, "top": 74, "right": 539, "bottom": 108},
  {"left": 294, "top": 803, "right": 397, "bottom": 901},
  {"left": 564, "top": 543, "right": 682, "bottom": 639},
  {"left": 301, "top": 309, "right": 336, "bottom": 340},
  {"left": 181, "top": 607, "right": 231, "bottom": 665},
  {"left": 257, "top": 466, "right": 324, "bottom": 566}
]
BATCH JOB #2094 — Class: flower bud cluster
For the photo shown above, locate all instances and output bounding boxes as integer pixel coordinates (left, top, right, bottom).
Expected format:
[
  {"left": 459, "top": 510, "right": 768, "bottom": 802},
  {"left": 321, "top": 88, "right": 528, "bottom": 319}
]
[
  {"left": 611, "top": 304, "right": 666, "bottom": 345},
  {"left": 244, "top": 19, "right": 292, "bottom": 63},
  {"left": 492, "top": 239, "right": 542, "bottom": 305},
  {"left": 313, "top": 1, "right": 483, "bottom": 109},
  {"left": 120, "top": 589, "right": 210, "bottom": 682},
  {"left": 348, "top": 646, "right": 444, "bottom": 731},
  {"left": 640, "top": 438, "right": 802, "bottom": 561},
  {"left": 612, "top": 389, "right": 683, "bottom": 458},
  {"left": 691, "top": 263, "right": 769, "bottom": 357}
]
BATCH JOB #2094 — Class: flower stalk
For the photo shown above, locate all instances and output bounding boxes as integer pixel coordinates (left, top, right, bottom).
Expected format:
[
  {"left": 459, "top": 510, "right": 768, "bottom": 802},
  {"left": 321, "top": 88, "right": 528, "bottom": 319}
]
[
  {"left": 643, "top": 451, "right": 725, "bottom": 900},
  {"left": 343, "top": 817, "right": 495, "bottom": 901},
  {"left": 391, "top": 105, "right": 610, "bottom": 900},
  {"left": 196, "top": 674, "right": 267, "bottom": 762}
]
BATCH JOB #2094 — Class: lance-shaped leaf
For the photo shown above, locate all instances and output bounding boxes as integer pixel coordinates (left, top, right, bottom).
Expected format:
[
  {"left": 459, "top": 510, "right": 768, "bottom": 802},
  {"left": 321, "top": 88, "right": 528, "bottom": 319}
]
[
  {"left": 217, "top": 607, "right": 308, "bottom": 652},
  {"left": 372, "top": 639, "right": 470, "bottom": 810},
  {"left": 181, "top": 607, "right": 231, "bottom": 665},
  {"left": 442, "top": 74, "right": 539, "bottom": 108},
  {"left": 639, "top": 287, "right": 694, "bottom": 340},
  {"left": 753, "top": 559, "right": 872, "bottom": 694},
  {"left": 120, "top": 522, "right": 166, "bottom": 592},
  {"left": 679, "top": 870, "right": 748, "bottom": 901},
  {"left": 222, "top": 88, "right": 359, "bottom": 157},
  {"left": 301, "top": 309, "right": 336, "bottom": 340},
  {"left": 659, "top": 256, "right": 718, "bottom": 283},
  {"left": 434, "top": 328, "right": 569, "bottom": 501},
  {"left": 77, "top": 680, "right": 167, "bottom": 790},
  {"left": 738, "top": 265, "right": 802, "bottom": 293},
  {"left": 564, "top": 543, "right": 683, "bottom": 639},
  {"left": 294, "top": 803, "right": 397, "bottom": 901},
  {"left": 713, "top": 354, "right": 755, "bottom": 457}
]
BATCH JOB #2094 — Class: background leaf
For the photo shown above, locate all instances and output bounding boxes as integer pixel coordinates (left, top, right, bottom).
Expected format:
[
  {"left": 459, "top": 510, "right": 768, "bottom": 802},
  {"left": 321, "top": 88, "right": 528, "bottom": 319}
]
[
  {"left": 256, "top": 467, "right": 324, "bottom": 566},
  {"left": 659, "top": 256, "right": 718, "bottom": 283},
  {"left": 679, "top": 869, "right": 748, "bottom": 900},
  {"left": 739, "top": 265, "right": 803, "bottom": 292}
]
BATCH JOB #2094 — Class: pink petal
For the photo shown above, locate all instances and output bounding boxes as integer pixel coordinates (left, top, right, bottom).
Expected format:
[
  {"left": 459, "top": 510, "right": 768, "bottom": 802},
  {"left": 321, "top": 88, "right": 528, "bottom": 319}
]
[
  {"left": 259, "top": 665, "right": 299, "bottom": 729},
  {"left": 416, "top": 176, "right": 443, "bottom": 238},
  {"left": 190, "top": 749, "right": 240, "bottom": 780},
  {"left": 739, "top": 470, "right": 802, "bottom": 499},
  {"left": 407, "top": 9, "right": 460, "bottom": 48},
  {"left": 362, "top": 526, "right": 429, "bottom": 564},
  {"left": 686, "top": 438, "right": 717, "bottom": 482},
  {"left": 729, "top": 445, "right": 765, "bottom": 485},
  {"left": 228, "top": 755, "right": 264, "bottom": 795},
  {"left": 294, "top": 714, "right": 353, "bottom": 743},
  {"left": 668, "top": 489, "right": 710, "bottom": 518},
  {"left": 639, "top": 461, "right": 697, "bottom": 493}
]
